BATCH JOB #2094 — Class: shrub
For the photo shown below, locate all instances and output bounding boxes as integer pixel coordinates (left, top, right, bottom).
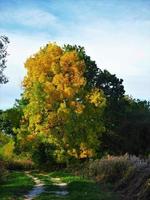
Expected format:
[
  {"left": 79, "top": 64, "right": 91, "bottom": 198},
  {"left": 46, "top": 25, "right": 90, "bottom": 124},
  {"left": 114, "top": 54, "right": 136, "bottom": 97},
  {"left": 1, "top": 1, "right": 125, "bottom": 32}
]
[
  {"left": 2, "top": 141, "right": 14, "bottom": 159},
  {"left": 0, "top": 159, "right": 8, "bottom": 183},
  {"left": 7, "top": 159, "right": 35, "bottom": 170},
  {"left": 88, "top": 155, "right": 133, "bottom": 183}
]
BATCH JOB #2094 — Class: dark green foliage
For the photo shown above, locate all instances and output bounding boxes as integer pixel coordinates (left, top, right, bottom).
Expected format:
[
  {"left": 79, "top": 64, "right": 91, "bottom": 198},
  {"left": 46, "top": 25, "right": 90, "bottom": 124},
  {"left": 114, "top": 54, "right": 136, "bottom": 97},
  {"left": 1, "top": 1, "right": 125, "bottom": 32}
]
[
  {"left": 118, "top": 99, "right": 150, "bottom": 156},
  {"left": 63, "top": 45, "right": 125, "bottom": 98},
  {"left": 0, "top": 108, "right": 21, "bottom": 136},
  {"left": 63, "top": 44, "right": 99, "bottom": 90},
  {"left": 63, "top": 44, "right": 126, "bottom": 157},
  {"left": 0, "top": 131, "right": 11, "bottom": 146},
  {"left": 32, "top": 142, "right": 57, "bottom": 167},
  {"left": 100, "top": 97, "right": 150, "bottom": 156},
  {"left": 95, "top": 69, "right": 124, "bottom": 100},
  {"left": 0, "top": 96, "right": 28, "bottom": 136}
]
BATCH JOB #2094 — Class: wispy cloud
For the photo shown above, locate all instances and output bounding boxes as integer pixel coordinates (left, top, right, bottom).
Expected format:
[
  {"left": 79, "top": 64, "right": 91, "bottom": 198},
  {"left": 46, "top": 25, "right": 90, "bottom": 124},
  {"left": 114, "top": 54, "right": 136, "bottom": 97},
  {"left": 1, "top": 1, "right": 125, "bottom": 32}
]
[
  {"left": 0, "top": 0, "right": 150, "bottom": 109},
  {"left": 0, "top": 31, "right": 50, "bottom": 109},
  {"left": 0, "top": 8, "right": 57, "bottom": 28}
]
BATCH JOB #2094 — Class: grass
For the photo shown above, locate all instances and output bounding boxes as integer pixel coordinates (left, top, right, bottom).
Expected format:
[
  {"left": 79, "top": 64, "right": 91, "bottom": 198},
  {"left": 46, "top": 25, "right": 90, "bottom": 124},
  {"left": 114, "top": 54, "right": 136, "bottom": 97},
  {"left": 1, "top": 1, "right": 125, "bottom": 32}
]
[
  {"left": 0, "top": 170, "right": 118, "bottom": 200},
  {"left": 0, "top": 171, "right": 34, "bottom": 200},
  {"left": 33, "top": 171, "right": 118, "bottom": 200}
]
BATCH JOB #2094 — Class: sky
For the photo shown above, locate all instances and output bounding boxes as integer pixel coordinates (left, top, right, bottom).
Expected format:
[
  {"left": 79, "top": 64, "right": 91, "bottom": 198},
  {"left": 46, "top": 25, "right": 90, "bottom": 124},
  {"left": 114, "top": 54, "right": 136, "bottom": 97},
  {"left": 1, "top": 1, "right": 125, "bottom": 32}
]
[{"left": 0, "top": 0, "right": 150, "bottom": 109}]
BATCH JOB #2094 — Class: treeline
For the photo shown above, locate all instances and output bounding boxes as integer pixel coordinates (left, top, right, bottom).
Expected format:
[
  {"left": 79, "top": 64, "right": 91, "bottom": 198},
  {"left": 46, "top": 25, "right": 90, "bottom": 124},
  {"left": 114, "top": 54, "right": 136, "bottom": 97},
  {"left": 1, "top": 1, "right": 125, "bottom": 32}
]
[{"left": 0, "top": 43, "right": 150, "bottom": 167}]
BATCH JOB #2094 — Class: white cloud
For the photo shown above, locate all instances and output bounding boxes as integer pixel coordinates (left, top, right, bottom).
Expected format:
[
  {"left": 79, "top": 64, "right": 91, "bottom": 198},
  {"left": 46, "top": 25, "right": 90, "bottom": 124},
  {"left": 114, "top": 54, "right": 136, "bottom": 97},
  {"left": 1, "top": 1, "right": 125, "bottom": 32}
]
[
  {"left": 0, "top": 32, "right": 51, "bottom": 109},
  {"left": 1, "top": 6, "right": 150, "bottom": 109},
  {"left": 55, "top": 24, "right": 150, "bottom": 77},
  {"left": 51, "top": 24, "right": 150, "bottom": 100},
  {"left": 0, "top": 8, "right": 57, "bottom": 28}
]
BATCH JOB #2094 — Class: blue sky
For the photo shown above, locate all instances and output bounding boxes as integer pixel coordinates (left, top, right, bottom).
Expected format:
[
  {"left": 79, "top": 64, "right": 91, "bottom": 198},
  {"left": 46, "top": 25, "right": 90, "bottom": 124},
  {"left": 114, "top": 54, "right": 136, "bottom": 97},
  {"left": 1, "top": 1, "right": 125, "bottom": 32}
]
[{"left": 0, "top": 0, "right": 150, "bottom": 109}]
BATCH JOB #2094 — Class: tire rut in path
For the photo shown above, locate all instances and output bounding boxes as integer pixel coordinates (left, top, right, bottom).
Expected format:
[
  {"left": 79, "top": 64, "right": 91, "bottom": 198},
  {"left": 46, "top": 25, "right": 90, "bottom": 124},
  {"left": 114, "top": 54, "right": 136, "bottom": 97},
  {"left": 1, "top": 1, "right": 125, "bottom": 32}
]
[
  {"left": 24, "top": 172, "right": 69, "bottom": 199},
  {"left": 24, "top": 172, "right": 45, "bottom": 200},
  {"left": 47, "top": 177, "right": 69, "bottom": 196}
]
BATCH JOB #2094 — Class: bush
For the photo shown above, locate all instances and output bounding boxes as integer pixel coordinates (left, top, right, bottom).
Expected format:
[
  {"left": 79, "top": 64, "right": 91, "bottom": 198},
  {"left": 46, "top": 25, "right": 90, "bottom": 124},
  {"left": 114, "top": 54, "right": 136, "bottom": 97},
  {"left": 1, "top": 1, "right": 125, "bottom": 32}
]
[
  {"left": 7, "top": 159, "right": 35, "bottom": 170},
  {"left": 88, "top": 155, "right": 133, "bottom": 183},
  {"left": 0, "top": 159, "right": 8, "bottom": 183}
]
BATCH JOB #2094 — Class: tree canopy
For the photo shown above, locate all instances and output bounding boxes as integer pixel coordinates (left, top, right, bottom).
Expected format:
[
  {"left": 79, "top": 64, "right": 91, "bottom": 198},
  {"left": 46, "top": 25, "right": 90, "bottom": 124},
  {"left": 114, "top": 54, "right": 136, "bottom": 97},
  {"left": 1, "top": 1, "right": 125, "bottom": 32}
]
[
  {"left": 16, "top": 43, "right": 106, "bottom": 163},
  {"left": 1, "top": 42, "right": 149, "bottom": 166}
]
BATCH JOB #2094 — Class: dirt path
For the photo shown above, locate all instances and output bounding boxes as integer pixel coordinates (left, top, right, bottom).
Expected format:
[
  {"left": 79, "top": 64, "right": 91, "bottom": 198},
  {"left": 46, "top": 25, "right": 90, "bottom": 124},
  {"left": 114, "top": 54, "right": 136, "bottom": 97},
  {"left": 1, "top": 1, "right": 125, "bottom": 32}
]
[
  {"left": 48, "top": 177, "right": 69, "bottom": 196},
  {"left": 24, "top": 172, "right": 69, "bottom": 199},
  {"left": 24, "top": 172, "right": 45, "bottom": 200}
]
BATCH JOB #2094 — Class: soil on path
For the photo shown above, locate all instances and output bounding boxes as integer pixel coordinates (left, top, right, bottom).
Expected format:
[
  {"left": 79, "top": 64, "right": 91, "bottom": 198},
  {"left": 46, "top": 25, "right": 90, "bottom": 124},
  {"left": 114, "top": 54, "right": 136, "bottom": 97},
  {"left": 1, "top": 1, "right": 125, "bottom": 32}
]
[
  {"left": 24, "top": 172, "right": 45, "bottom": 200},
  {"left": 48, "top": 177, "right": 69, "bottom": 196},
  {"left": 24, "top": 172, "right": 69, "bottom": 199}
]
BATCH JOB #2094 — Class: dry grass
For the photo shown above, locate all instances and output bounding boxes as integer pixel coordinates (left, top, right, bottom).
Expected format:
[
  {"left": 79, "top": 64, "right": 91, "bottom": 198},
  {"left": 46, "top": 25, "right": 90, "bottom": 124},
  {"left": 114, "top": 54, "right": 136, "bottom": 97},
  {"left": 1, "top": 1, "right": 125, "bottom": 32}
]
[{"left": 88, "top": 155, "right": 133, "bottom": 183}]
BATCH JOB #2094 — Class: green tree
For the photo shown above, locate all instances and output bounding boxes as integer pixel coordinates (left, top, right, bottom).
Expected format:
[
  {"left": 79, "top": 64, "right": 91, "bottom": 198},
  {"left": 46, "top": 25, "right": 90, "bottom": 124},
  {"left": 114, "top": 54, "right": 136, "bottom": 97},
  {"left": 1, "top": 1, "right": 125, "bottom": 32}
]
[
  {"left": 64, "top": 45, "right": 126, "bottom": 157},
  {"left": 118, "top": 98, "right": 150, "bottom": 156},
  {"left": 0, "top": 96, "right": 27, "bottom": 136},
  {"left": 17, "top": 43, "right": 106, "bottom": 164},
  {"left": 63, "top": 45, "right": 125, "bottom": 98},
  {"left": 0, "top": 107, "right": 22, "bottom": 136}
]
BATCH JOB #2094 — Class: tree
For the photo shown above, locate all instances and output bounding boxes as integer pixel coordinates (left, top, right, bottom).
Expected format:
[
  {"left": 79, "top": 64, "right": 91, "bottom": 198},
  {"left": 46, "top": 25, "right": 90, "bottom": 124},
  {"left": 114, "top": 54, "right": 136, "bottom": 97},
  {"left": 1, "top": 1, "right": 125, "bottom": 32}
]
[
  {"left": 63, "top": 45, "right": 99, "bottom": 90},
  {"left": 0, "top": 97, "right": 26, "bottom": 145},
  {"left": 63, "top": 45, "right": 125, "bottom": 99},
  {"left": 63, "top": 45, "right": 126, "bottom": 157},
  {"left": 0, "top": 107, "right": 22, "bottom": 136},
  {"left": 118, "top": 98, "right": 150, "bottom": 156},
  {"left": 17, "top": 43, "right": 106, "bottom": 164},
  {"left": 63, "top": 45, "right": 125, "bottom": 127},
  {"left": 0, "top": 36, "right": 9, "bottom": 84}
]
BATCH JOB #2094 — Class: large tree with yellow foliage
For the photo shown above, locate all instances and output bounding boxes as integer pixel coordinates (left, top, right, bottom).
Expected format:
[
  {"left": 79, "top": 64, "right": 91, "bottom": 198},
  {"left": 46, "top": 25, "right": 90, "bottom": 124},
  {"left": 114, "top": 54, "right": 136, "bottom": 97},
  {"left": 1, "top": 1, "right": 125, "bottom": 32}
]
[{"left": 17, "top": 43, "right": 106, "bottom": 163}]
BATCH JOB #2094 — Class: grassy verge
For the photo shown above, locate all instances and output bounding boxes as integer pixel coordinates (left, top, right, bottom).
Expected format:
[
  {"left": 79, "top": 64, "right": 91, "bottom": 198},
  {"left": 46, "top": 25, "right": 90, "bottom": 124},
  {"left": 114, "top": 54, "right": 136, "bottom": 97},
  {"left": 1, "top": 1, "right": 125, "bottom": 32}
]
[
  {"left": 33, "top": 171, "right": 118, "bottom": 200},
  {"left": 0, "top": 171, "right": 34, "bottom": 200}
]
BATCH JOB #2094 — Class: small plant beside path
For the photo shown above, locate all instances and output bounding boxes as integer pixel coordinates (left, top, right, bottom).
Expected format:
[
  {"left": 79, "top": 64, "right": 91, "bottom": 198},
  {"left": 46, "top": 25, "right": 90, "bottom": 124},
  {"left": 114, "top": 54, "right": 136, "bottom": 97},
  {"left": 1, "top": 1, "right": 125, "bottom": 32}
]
[{"left": 0, "top": 171, "right": 34, "bottom": 200}]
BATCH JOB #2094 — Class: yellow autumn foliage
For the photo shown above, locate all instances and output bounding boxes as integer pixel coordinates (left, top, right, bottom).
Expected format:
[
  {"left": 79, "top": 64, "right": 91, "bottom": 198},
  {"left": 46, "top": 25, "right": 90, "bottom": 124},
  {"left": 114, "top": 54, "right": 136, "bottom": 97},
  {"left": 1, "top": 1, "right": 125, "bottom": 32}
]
[
  {"left": 87, "top": 88, "right": 106, "bottom": 107},
  {"left": 17, "top": 42, "right": 106, "bottom": 161},
  {"left": 21, "top": 43, "right": 86, "bottom": 143}
]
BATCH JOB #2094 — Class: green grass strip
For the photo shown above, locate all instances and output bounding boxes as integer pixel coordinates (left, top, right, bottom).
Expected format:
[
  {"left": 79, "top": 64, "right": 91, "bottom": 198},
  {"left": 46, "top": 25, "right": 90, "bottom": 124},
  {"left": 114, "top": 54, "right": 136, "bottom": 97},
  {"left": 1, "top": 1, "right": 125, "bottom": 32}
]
[{"left": 0, "top": 171, "right": 34, "bottom": 200}]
